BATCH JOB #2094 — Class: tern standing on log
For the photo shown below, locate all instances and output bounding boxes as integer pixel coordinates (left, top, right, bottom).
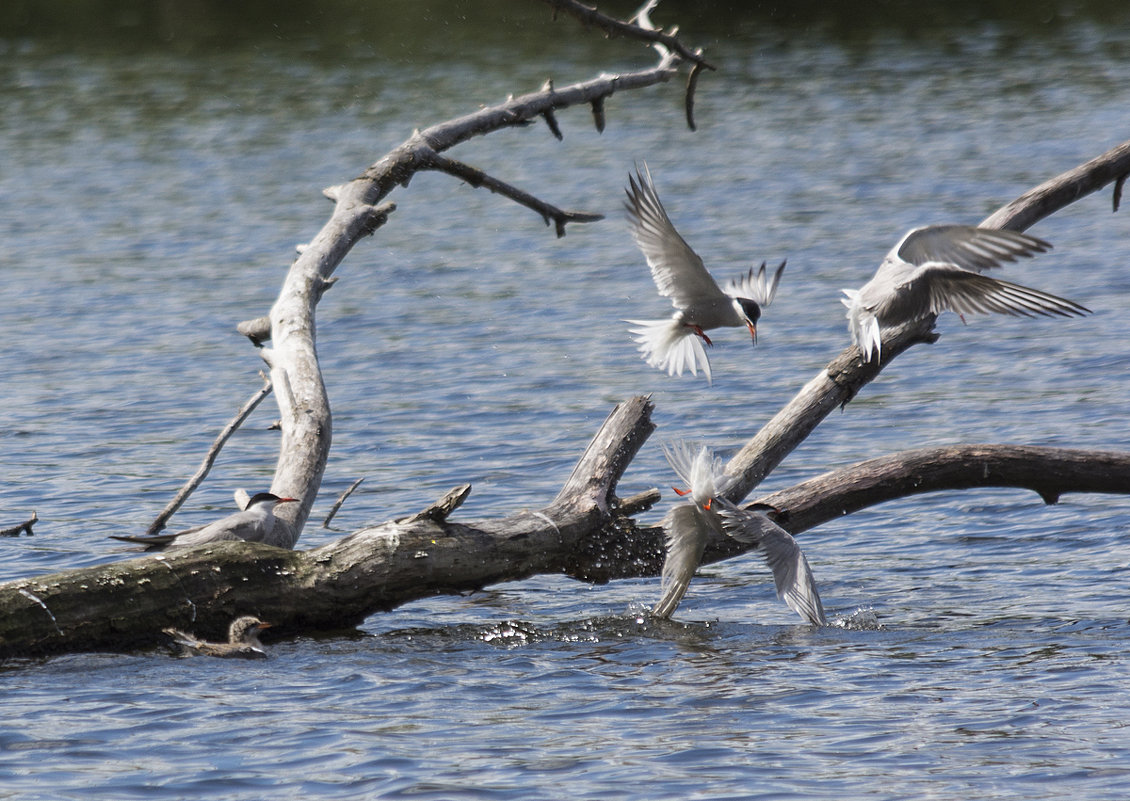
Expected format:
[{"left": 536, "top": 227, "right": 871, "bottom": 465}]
[
  {"left": 842, "top": 224, "right": 1091, "bottom": 363},
  {"left": 624, "top": 165, "right": 786, "bottom": 384},
  {"left": 652, "top": 442, "right": 826, "bottom": 625},
  {"left": 111, "top": 492, "right": 299, "bottom": 551},
  {"left": 163, "top": 616, "right": 272, "bottom": 659}
]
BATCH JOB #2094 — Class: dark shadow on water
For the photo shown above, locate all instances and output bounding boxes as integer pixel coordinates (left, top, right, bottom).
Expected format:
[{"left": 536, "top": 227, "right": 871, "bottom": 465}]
[{"left": 2, "top": 0, "right": 1129, "bottom": 54}]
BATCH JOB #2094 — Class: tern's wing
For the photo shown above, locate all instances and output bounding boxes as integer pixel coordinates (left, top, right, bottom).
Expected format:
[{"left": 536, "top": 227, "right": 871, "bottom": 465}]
[
  {"left": 894, "top": 225, "right": 1051, "bottom": 272},
  {"left": 653, "top": 504, "right": 716, "bottom": 619},
  {"left": 725, "top": 260, "right": 787, "bottom": 306},
  {"left": 168, "top": 509, "right": 266, "bottom": 547},
  {"left": 890, "top": 265, "right": 1091, "bottom": 321},
  {"left": 625, "top": 164, "right": 728, "bottom": 310},
  {"left": 717, "top": 501, "right": 826, "bottom": 625}
]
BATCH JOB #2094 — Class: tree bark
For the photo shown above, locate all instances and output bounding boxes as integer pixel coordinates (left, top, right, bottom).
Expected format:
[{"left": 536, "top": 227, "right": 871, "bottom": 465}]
[{"left": 0, "top": 397, "right": 655, "bottom": 659}]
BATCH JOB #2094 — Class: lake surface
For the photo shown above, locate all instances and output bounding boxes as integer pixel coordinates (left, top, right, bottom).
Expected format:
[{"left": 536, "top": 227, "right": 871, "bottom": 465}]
[{"left": 2, "top": 3, "right": 1130, "bottom": 799}]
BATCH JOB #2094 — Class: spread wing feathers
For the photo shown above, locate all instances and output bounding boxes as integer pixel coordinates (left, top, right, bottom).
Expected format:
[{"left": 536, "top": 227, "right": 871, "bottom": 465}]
[
  {"left": 625, "top": 164, "right": 728, "bottom": 311},
  {"left": 899, "top": 267, "right": 1092, "bottom": 321},
  {"left": 716, "top": 500, "right": 827, "bottom": 626},
  {"left": 653, "top": 503, "right": 717, "bottom": 619},
  {"left": 725, "top": 260, "right": 787, "bottom": 306},
  {"left": 661, "top": 440, "right": 735, "bottom": 504},
  {"left": 894, "top": 225, "right": 1051, "bottom": 272},
  {"left": 626, "top": 318, "right": 713, "bottom": 383}
]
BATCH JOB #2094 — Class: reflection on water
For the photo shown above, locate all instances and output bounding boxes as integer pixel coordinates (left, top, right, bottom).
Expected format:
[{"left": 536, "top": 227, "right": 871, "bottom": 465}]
[{"left": 2, "top": 3, "right": 1130, "bottom": 800}]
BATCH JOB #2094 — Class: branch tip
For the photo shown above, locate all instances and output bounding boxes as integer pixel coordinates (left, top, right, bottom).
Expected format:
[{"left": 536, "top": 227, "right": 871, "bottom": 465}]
[
  {"left": 591, "top": 97, "right": 606, "bottom": 133},
  {"left": 544, "top": 109, "right": 564, "bottom": 141}
]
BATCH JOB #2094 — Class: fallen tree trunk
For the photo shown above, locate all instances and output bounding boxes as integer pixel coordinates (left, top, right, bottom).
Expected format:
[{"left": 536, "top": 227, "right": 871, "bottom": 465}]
[
  {"left": 5, "top": 412, "right": 1130, "bottom": 659},
  {"left": 0, "top": 397, "right": 656, "bottom": 659}
]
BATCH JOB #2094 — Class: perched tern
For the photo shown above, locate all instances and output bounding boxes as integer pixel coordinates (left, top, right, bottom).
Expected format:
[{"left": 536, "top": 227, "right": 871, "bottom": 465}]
[
  {"left": 652, "top": 442, "right": 825, "bottom": 625},
  {"left": 842, "top": 224, "right": 1091, "bottom": 363},
  {"left": 163, "top": 616, "right": 272, "bottom": 659},
  {"left": 624, "top": 165, "right": 785, "bottom": 383},
  {"left": 111, "top": 492, "right": 299, "bottom": 551}
]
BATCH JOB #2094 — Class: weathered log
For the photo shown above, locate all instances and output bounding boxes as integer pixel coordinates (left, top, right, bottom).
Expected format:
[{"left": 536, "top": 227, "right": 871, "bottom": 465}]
[
  {"left": 3, "top": 4, "right": 1126, "bottom": 660},
  {"left": 0, "top": 397, "right": 656, "bottom": 659},
  {"left": 756, "top": 444, "right": 1130, "bottom": 535}
]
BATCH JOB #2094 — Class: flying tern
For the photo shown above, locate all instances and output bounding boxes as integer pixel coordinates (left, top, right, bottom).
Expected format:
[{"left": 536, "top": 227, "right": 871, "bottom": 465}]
[
  {"left": 651, "top": 441, "right": 826, "bottom": 625},
  {"left": 624, "top": 165, "right": 785, "bottom": 383},
  {"left": 163, "top": 616, "right": 272, "bottom": 659},
  {"left": 111, "top": 492, "right": 299, "bottom": 551},
  {"left": 842, "top": 224, "right": 1091, "bottom": 363}
]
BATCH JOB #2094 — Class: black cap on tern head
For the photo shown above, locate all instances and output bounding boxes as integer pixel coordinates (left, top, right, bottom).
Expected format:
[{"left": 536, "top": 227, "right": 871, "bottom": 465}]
[
  {"left": 735, "top": 297, "right": 763, "bottom": 324},
  {"left": 247, "top": 492, "right": 299, "bottom": 507}
]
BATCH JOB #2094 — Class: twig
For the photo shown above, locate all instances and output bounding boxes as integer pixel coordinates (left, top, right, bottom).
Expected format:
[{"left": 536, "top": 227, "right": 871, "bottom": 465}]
[
  {"left": 419, "top": 148, "right": 604, "bottom": 237},
  {"left": 538, "top": 0, "right": 716, "bottom": 70},
  {"left": 146, "top": 377, "right": 274, "bottom": 535},
  {"left": 0, "top": 512, "right": 37, "bottom": 537},
  {"left": 322, "top": 477, "right": 366, "bottom": 528}
]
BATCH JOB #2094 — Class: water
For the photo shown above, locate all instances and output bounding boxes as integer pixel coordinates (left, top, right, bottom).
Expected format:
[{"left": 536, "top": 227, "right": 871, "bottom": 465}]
[{"left": 2, "top": 4, "right": 1130, "bottom": 799}]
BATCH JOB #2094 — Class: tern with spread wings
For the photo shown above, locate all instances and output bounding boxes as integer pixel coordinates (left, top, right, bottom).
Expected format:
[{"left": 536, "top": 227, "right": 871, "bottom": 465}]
[
  {"left": 624, "top": 165, "right": 785, "bottom": 383},
  {"left": 652, "top": 441, "right": 826, "bottom": 625},
  {"left": 842, "top": 224, "right": 1090, "bottom": 363}
]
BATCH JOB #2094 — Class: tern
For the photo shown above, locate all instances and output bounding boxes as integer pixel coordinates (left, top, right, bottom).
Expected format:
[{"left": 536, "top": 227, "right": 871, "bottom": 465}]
[
  {"left": 111, "top": 492, "right": 299, "bottom": 551},
  {"left": 163, "top": 616, "right": 272, "bottom": 659},
  {"left": 651, "top": 442, "right": 826, "bottom": 625},
  {"left": 624, "top": 165, "right": 785, "bottom": 383},
  {"left": 842, "top": 224, "right": 1091, "bottom": 363}
]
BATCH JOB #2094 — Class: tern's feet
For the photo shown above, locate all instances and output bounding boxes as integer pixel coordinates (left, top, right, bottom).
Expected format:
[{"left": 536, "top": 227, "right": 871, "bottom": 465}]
[{"left": 689, "top": 325, "right": 713, "bottom": 346}]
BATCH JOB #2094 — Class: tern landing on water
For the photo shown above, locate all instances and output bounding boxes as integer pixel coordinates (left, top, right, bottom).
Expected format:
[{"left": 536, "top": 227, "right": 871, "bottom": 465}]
[
  {"left": 624, "top": 165, "right": 785, "bottom": 384},
  {"left": 842, "top": 224, "right": 1091, "bottom": 363},
  {"left": 651, "top": 441, "right": 826, "bottom": 625},
  {"left": 163, "top": 616, "right": 272, "bottom": 659},
  {"left": 111, "top": 492, "right": 299, "bottom": 551}
]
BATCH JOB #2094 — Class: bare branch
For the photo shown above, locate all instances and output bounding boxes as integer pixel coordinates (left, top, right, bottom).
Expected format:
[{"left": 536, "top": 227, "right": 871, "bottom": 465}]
[
  {"left": 537, "top": 0, "right": 716, "bottom": 71},
  {"left": 321, "top": 477, "right": 365, "bottom": 528},
  {"left": 146, "top": 377, "right": 274, "bottom": 536},
  {"left": 755, "top": 445, "right": 1130, "bottom": 537},
  {"left": 725, "top": 138, "right": 1130, "bottom": 501},
  {"left": 417, "top": 148, "right": 604, "bottom": 237},
  {"left": 980, "top": 139, "right": 1130, "bottom": 231},
  {"left": 0, "top": 512, "right": 37, "bottom": 538}
]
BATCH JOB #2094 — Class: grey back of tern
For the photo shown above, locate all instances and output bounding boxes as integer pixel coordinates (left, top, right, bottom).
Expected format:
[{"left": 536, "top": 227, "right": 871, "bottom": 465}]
[
  {"left": 111, "top": 492, "right": 299, "bottom": 551},
  {"left": 842, "top": 224, "right": 1091, "bottom": 363}
]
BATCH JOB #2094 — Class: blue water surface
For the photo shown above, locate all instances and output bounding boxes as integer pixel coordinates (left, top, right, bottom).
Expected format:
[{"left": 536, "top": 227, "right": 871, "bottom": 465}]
[{"left": 1, "top": 6, "right": 1130, "bottom": 800}]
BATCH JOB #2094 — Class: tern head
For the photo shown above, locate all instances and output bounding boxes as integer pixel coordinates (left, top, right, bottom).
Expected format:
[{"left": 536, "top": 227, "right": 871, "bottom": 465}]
[
  {"left": 246, "top": 492, "right": 299, "bottom": 509},
  {"left": 733, "top": 297, "right": 762, "bottom": 344},
  {"left": 228, "top": 616, "right": 272, "bottom": 644}
]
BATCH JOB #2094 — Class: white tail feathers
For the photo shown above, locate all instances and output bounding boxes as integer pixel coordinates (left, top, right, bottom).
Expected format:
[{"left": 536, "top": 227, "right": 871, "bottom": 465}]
[
  {"left": 841, "top": 289, "right": 882, "bottom": 363},
  {"left": 662, "top": 440, "right": 735, "bottom": 506},
  {"left": 626, "top": 318, "right": 712, "bottom": 383}
]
